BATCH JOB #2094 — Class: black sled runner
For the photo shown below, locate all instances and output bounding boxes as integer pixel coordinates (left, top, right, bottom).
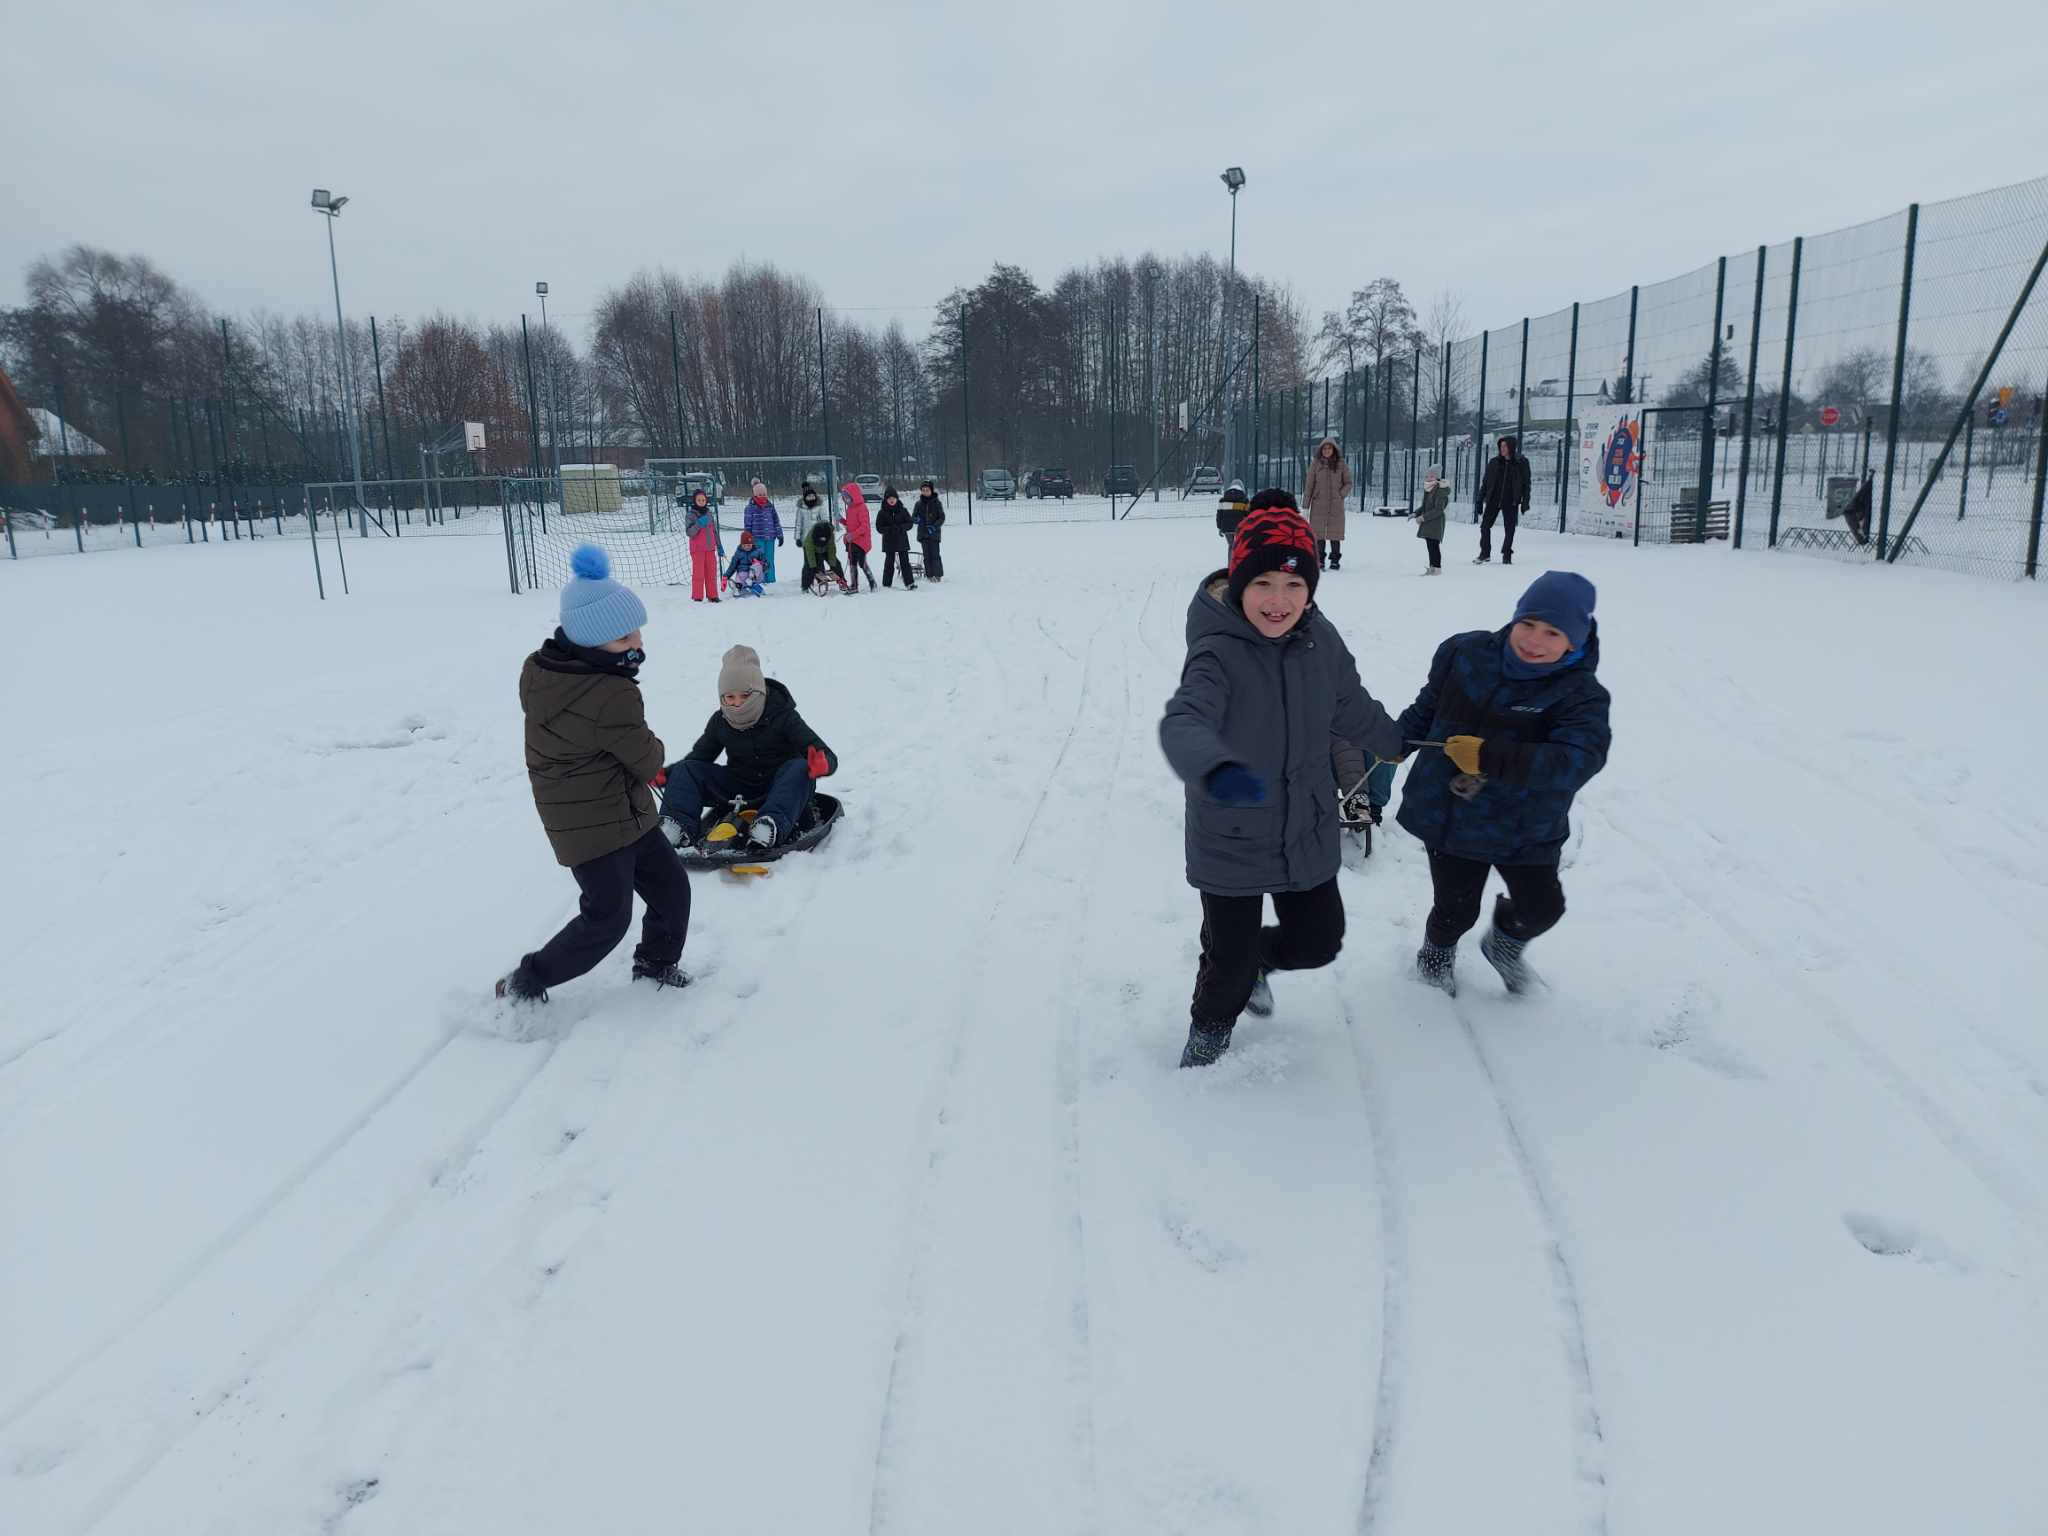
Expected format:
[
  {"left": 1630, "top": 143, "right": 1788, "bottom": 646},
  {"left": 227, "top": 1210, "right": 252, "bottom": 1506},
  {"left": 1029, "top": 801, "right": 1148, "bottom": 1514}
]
[{"left": 674, "top": 792, "right": 844, "bottom": 874}]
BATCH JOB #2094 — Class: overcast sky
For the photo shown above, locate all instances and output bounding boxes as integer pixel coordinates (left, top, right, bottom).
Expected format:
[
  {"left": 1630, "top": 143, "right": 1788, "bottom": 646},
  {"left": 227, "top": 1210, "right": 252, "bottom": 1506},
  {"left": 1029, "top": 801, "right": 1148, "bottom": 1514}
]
[{"left": 7, "top": 0, "right": 2046, "bottom": 348}]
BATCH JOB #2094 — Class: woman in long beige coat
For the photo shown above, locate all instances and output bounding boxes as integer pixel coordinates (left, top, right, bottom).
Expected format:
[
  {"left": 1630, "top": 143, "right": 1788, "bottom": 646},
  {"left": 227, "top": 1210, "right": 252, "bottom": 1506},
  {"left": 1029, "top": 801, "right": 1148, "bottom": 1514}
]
[{"left": 1303, "top": 437, "right": 1352, "bottom": 570}]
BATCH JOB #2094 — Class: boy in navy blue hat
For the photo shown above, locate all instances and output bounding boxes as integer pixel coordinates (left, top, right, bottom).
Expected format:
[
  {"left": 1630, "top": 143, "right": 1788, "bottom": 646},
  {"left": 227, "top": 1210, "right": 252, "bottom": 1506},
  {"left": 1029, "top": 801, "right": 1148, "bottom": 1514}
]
[
  {"left": 1393, "top": 570, "right": 1611, "bottom": 995},
  {"left": 497, "top": 544, "right": 693, "bottom": 1005}
]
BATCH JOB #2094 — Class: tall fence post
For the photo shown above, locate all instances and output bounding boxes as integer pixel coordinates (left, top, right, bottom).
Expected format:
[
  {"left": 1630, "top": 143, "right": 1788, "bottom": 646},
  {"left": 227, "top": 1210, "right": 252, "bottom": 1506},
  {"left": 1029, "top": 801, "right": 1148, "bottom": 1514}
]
[
  {"left": 371, "top": 316, "right": 395, "bottom": 484},
  {"left": 1560, "top": 302, "right": 1580, "bottom": 531},
  {"left": 1700, "top": 256, "right": 1728, "bottom": 534},
  {"left": 307, "top": 489, "right": 326, "bottom": 599},
  {"left": 115, "top": 386, "right": 141, "bottom": 546},
  {"left": 2028, "top": 392, "right": 2048, "bottom": 578},
  {"left": 960, "top": 303, "right": 972, "bottom": 524},
  {"left": 1769, "top": 238, "right": 1803, "bottom": 546},
  {"left": 1408, "top": 347, "right": 1421, "bottom": 506},
  {"left": 1877, "top": 202, "right": 1921, "bottom": 558},
  {"left": 817, "top": 306, "right": 833, "bottom": 470},
  {"left": 1473, "top": 332, "right": 1489, "bottom": 517},
  {"left": 1381, "top": 356, "right": 1393, "bottom": 496},
  {"left": 1734, "top": 245, "right": 1767, "bottom": 548},
  {"left": 1439, "top": 346, "right": 1451, "bottom": 486},
  {"left": 520, "top": 316, "right": 544, "bottom": 482},
  {"left": 1514, "top": 316, "right": 1529, "bottom": 453},
  {"left": 1250, "top": 294, "right": 1262, "bottom": 479},
  {"left": 54, "top": 375, "right": 84, "bottom": 550}
]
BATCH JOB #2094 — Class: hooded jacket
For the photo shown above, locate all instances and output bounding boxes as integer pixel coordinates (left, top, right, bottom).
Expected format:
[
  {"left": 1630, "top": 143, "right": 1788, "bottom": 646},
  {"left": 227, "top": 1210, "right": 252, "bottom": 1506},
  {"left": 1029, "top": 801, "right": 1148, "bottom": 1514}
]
[
  {"left": 802, "top": 519, "right": 843, "bottom": 573},
  {"left": 1479, "top": 439, "right": 1532, "bottom": 515},
  {"left": 1303, "top": 439, "right": 1352, "bottom": 541},
  {"left": 743, "top": 494, "right": 784, "bottom": 543},
  {"left": 839, "top": 484, "right": 874, "bottom": 548},
  {"left": 874, "top": 490, "right": 913, "bottom": 551},
  {"left": 520, "top": 630, "right": 665, "bottom": 867},
  {"left": 1414, "top": 481, "right": 1450, "bottom": 541},
  {"left": 912, "top": 491, "right": 946, "bottom": 540},
  {"left": 1159, "top": 575, "right": 1405, "bottom": 896},
  {"left": 686, "top": 503, "right": 719, "bottom": 557},
  {"left": 683, "top": 677, "right": 839, "bottom": 795},
  {"left": 1393, "top": 625, "right": 1611, "bottom": 865},
  {"left": 724, "top": 534, "right": 765, "bottom": 582}
]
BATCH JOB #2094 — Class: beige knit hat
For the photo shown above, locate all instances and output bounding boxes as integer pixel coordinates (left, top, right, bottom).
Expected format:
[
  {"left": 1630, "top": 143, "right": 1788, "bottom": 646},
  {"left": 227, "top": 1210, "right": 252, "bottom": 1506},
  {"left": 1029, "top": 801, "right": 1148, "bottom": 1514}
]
[{"left": 717, "top": 644, "right": 767, "bottom": 729}]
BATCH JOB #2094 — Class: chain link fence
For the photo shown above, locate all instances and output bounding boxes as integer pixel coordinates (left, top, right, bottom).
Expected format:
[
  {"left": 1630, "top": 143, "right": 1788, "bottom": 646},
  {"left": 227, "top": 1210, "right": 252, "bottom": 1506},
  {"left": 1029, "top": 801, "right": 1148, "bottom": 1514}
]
[{"left": 1205, "top": 174, "right": 2048, "bottom": 582}]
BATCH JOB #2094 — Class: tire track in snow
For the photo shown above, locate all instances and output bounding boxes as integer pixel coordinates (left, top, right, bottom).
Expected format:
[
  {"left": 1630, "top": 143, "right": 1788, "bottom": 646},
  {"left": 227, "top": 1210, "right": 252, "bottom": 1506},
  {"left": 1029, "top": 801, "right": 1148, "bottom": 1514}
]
[
  {"left": 864, "top": 610, "right": 1120, "bottom": 1536},
  {"left": 1451, "top": 1004, "right": 1613, "bottom": 1536},
  {"left": 47, "top": 1030, "right": 567, "bottom": 1535},
  {"left": 1597, "top": 803, "right": 2046, "bottom": 1231}
]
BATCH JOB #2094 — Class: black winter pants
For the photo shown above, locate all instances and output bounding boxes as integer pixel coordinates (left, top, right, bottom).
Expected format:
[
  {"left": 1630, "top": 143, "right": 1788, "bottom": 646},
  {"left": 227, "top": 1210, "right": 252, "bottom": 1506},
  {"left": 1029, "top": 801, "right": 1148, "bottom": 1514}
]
[
  {"left": 1424, "top": 851, "right": 1563, "bottom": 948},
  {"left": 524, "top": 827, "right": 692, "bottom": 989},
  {"left": 1190, "top": 878, "right": 1346, "bottom": 1025},
  {"left": 846, "top": 540, "right": 876, "bottom": 591},
  {"left": 883, "top": 543, "right": 917, "bottom": 587},
  {"left": 920, "top": 536, "right": 944, "bottom": 579},
  {"left": 1479, "top": 505, "right": 1518, "bottom": 559},
  {"left": 1425, "top": 537, "right": 1442, "bottom": 569}
]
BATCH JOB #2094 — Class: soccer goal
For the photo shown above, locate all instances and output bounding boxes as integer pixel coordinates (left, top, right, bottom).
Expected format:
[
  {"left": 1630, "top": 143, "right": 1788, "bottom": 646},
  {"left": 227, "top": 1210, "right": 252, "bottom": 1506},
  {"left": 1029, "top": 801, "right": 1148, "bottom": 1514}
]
[{"left": 505, "top": 453, "right": 841, "bottom": 594}]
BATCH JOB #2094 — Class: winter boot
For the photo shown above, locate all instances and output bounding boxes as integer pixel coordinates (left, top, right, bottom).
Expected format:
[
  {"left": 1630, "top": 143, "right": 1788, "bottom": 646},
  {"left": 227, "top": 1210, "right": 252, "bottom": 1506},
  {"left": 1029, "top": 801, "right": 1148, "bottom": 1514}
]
[
  {"left": 660, "top": 814, "right": 695, "bottom": 851},
  {"left": 495, "top": 965, "right": 548, "bottom": 1005},
  {"left": 748, "top": 815, "right": 778, "bottom": 849},
  {"left": 1472, "top": 554, "right": 1491, "bottom": 565},
  {"left": 1479, "top": 898, "right": 1538, "bottom": 994},
  {"left": 1245, "top": 969, "right": 1274, "bottom": 1018},
  {"left": 1329, "top": 544, "right": 1342, "bottom": 570},
  {"left": 1501, "top": 552, "right": 1513, "bottom": 567},
  {"left": 631, "top": 959, "right": 693, "bottom": 989},
  {"left": 1415, "top": 942, "right": 1458, "bottom": 997},
  {"left": 1179, "top": 1019, "right": 1235, "bottom": 1068}
]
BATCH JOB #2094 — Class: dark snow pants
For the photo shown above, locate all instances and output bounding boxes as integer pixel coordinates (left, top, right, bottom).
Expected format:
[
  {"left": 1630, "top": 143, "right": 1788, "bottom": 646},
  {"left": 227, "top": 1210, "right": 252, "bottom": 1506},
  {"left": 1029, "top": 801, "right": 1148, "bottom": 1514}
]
[
  {"left": 846, "top": 540, "right": 876, "bottom": 591},
  {"left": 920, "top": 536, "right": 944, "bottom": 579},
  {"left": 524, "top": 826, "right": 691, "bottom": 989},
  {"left": 1190, "top": 878, "right": 1345, "bottom": 1025},
  {"left": 1479, "top": 505, "right": 1518, "bottom": 560},
  {"left": 1424, "top": 851, "right": 1563, "bottom": 948},
  {"left": 883, "top": 542, "right": 917, "bottom": 587}
]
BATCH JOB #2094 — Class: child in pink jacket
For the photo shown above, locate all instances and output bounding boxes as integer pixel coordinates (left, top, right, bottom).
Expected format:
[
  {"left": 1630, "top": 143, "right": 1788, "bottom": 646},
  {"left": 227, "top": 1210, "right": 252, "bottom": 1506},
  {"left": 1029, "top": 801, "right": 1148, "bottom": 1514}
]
[
  {"left": 686, "top": 488, "right": 720, "bottom": 603},
  {"left": 839, "top": 482, "right": 878, "bottom": 593}
]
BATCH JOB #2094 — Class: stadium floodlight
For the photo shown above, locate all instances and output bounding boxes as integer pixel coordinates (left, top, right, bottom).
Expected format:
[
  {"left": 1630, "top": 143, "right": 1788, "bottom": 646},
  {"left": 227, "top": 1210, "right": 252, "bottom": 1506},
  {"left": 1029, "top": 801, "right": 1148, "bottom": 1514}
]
[
  {"left": 310, "top": 188, "right": 365, "bottom": 513},
  {"left": 1220, "top": 166, "right": 1246, "bottom": 192},
  {"left": 1217, "top": 167, "right": 1247, "bottom": 477},
  {"left": 536, "top": 281, "right": 549, "bottom": 297}
]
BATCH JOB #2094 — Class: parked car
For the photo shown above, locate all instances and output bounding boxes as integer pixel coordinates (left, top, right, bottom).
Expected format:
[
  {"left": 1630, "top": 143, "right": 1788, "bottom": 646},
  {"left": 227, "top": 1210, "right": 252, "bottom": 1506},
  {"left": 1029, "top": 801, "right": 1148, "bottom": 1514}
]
[
  {"left": 1023, "top": 467, "right": 1071, "bottom": 499},
  {"left": 1102, "top": 463, "right": 1140, "bottom": 497},
  {"left": 977, "top": 468, "right": 1016, "bottom": 500},
  {"left": 680, "top": 471, "right": 722, "bottom": 508},
  {"left": 854, "top": 473, "right": 885, "bottom": 505},
  {"left": 1183, "top": 464, "right": 1222, "bottom": 499}
]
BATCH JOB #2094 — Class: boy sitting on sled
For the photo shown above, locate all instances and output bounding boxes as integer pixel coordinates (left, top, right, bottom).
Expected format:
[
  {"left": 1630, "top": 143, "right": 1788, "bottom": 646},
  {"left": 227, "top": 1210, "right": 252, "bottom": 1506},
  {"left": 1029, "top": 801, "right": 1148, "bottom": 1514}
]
[{"left": 659, "top": 645, "right": 838, "bottom": 851}]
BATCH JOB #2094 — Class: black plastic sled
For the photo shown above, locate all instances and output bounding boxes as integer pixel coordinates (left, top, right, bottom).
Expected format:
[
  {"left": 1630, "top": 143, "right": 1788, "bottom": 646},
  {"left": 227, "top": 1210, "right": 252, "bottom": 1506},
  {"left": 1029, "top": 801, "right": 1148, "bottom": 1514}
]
[{"left": 675, "top": 792, "right": 843, "bottom": 871}]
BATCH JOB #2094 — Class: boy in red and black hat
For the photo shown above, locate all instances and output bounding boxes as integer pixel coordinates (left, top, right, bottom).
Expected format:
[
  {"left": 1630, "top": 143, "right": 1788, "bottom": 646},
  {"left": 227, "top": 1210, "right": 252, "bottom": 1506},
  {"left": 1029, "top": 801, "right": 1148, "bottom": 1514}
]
[{"left": 1159, "top": 491, "right": 1407, "bottom": 1068}]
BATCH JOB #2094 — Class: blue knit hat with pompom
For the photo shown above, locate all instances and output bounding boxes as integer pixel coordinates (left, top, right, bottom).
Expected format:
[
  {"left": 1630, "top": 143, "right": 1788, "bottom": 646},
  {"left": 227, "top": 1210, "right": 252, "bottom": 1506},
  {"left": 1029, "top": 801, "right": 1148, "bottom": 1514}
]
[{"left": 559, "top": 544, "right": 647, "bottom": 648}]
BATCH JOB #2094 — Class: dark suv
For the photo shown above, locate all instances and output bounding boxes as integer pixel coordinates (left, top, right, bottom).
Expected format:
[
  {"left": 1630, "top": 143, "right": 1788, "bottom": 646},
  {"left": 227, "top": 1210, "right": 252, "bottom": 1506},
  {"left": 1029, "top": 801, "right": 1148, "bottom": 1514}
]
[
  {"left": 1102, "top": 463, "right": 1139, "bottom": 497},
  {"left": 1025, "top": 467, "right": 1073, "bottom": 500}
]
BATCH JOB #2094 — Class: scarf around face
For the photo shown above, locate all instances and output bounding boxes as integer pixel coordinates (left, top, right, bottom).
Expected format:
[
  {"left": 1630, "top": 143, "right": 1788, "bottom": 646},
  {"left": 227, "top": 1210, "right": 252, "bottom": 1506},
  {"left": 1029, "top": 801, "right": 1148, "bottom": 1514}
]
[
  {"left": 721, "top": 690, "right": 767, "bottom": 731},
  {"left": 1500, "top": 632, "right": 1582, "bottom": 680}
]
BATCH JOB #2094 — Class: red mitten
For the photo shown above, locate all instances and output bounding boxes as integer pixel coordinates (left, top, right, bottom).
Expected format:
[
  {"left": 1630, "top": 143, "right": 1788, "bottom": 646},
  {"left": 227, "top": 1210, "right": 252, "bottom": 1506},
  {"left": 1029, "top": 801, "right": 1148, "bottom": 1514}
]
[
  {"left": 653, "top": 768, "right": 668, "bottom": 789},
  {"left": 805, "top": 745, "right": 832, "bottom": 780}
]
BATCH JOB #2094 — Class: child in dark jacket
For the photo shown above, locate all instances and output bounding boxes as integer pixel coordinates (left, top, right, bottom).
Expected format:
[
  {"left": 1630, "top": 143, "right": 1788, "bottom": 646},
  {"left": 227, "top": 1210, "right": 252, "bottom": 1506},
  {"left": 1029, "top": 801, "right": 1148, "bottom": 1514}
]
[
  {"left": 1159, "top": 492, "right": 1406, "bottom": 1067},
  {"left": 912, "top": 480, "right": 946, "bottom": 581},
  {"left": 1394, "top": 571, "right": 1612, "bottom": 994},
  {"left": 498, "top": 545, "right": 692, "bottom": 1003},
  {"left": 659, "top": 645, "right": 838, "bottom": 851},
  {"left": 875, "top": 485, "right": 917, "bottom": 589},
  {"left": 722, "top": 530, "right": 767, "bottom": 596}
]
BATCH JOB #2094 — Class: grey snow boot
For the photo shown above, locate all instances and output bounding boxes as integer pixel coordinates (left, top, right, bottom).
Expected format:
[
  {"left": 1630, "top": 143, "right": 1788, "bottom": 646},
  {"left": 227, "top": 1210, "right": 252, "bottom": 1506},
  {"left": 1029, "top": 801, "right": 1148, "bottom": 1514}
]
[
  {"left": 1180, "top": 1020, "right": 1235, "bottom": 1069},
  {"left": 1478, "top": 898, "right": 1538, "bottom": 994},
  {"left": 1415, "top": 942, "right": 1458, "bottom": 997},
  {"left": 1245, "top": 969, "right": 1274, "bottom": 1018}
]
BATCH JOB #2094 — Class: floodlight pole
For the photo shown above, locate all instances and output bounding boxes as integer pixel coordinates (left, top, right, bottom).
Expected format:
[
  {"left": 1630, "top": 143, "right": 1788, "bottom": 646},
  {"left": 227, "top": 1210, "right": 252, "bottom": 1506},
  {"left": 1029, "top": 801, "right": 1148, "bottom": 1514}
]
[
  {"left": 315, "top": 199, "right": 367, "bottom": 524},
  {"left": 1218, "top": 169, "right": 1244, "bottom": 480}
]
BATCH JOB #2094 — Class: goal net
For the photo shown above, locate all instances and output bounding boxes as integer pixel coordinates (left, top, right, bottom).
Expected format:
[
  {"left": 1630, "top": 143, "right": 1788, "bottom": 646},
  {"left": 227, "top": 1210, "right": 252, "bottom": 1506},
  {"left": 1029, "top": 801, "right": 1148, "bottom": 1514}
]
[{"left": 506, "top": 453, "right": 839, "bottom": 592}]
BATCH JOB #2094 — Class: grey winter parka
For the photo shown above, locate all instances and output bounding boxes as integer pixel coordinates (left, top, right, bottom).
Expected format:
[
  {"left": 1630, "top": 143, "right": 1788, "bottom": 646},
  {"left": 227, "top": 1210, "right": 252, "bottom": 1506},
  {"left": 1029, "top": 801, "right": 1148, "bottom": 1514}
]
[{"left": 1160, "top": 574, "right": 1405, "bottom": 896}]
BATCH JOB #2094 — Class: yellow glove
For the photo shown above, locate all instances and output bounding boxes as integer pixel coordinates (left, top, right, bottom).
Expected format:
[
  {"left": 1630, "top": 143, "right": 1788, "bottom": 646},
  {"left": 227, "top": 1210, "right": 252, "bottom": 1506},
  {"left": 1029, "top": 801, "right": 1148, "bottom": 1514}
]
[{"left": 1444, "top": 736, "right": 1486, "bottom": 775}]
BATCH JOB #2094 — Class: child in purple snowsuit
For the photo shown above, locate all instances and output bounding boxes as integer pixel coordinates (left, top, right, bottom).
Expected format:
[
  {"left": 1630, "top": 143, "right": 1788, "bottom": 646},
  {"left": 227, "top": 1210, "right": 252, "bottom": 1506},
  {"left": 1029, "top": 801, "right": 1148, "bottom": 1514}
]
[{"left": 743, "top": 478, "right": 784, "bottom": 582}]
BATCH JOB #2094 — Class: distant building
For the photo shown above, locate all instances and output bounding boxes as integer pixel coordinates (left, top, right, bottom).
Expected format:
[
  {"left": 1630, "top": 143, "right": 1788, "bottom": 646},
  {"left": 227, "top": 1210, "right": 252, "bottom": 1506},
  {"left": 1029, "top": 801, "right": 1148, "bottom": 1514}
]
[{"left": 0, "top": 365, "right": 35, "bottom": 483}]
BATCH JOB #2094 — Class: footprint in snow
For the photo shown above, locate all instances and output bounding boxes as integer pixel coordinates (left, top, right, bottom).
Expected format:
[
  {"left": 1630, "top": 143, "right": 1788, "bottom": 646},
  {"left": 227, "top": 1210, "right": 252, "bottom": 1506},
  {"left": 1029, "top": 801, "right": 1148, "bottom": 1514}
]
[{"left": 1843, "top": 1210, "right": 1965, "bottom": 1270}]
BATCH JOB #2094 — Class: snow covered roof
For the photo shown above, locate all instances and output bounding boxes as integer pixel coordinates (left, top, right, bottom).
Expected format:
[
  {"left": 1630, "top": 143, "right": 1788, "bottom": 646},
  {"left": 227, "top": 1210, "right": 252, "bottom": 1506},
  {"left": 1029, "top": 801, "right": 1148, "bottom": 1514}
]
[{"left": 26, "top": 407, "right": 108, "bottom": 457}]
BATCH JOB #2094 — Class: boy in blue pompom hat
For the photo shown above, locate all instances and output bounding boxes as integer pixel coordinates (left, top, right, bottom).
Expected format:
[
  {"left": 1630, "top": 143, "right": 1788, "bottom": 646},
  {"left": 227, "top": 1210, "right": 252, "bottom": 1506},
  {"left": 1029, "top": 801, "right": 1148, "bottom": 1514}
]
[
  {"left": 496, "top": 543, "right": 694, "bottom": 1005},
  {"left": 1392, "top": 570, "right": 1611, "bottom": 996}
]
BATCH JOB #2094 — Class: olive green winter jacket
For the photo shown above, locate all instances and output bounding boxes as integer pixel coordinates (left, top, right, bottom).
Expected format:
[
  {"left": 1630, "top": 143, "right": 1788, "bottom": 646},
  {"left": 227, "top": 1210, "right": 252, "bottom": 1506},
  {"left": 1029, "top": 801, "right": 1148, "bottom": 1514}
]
[{"left": 521, "top": 630, "right": 665, "bottom": 867}]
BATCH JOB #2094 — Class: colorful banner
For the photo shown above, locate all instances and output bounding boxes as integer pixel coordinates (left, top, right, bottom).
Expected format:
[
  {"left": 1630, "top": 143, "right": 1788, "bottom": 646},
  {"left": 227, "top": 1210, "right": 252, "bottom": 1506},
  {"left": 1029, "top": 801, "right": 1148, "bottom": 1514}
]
[{"left": 1576, "top": 405, "right": 1641, "bottom": 538}]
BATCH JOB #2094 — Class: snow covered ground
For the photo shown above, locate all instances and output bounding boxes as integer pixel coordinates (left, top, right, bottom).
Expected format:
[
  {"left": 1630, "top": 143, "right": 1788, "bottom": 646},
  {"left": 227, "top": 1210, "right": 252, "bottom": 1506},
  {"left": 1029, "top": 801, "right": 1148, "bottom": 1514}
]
[{"left": 3, "top": 512, "right": 2045, "bottom": 1535}]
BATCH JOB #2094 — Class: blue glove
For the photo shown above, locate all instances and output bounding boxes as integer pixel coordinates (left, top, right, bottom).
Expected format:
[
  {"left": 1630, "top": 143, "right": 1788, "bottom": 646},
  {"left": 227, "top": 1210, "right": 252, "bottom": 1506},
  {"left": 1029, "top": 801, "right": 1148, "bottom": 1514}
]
[{"left": 1205, "top": 764, "right": 1267, "bottom": 806}]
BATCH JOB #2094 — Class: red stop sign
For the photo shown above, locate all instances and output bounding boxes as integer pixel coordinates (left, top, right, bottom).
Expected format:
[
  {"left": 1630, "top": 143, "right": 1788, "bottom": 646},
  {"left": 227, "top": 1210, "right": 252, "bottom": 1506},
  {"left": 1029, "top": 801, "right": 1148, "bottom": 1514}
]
[{"left": 1820, "top": 405, "right": 1841, "bottom": 426}]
